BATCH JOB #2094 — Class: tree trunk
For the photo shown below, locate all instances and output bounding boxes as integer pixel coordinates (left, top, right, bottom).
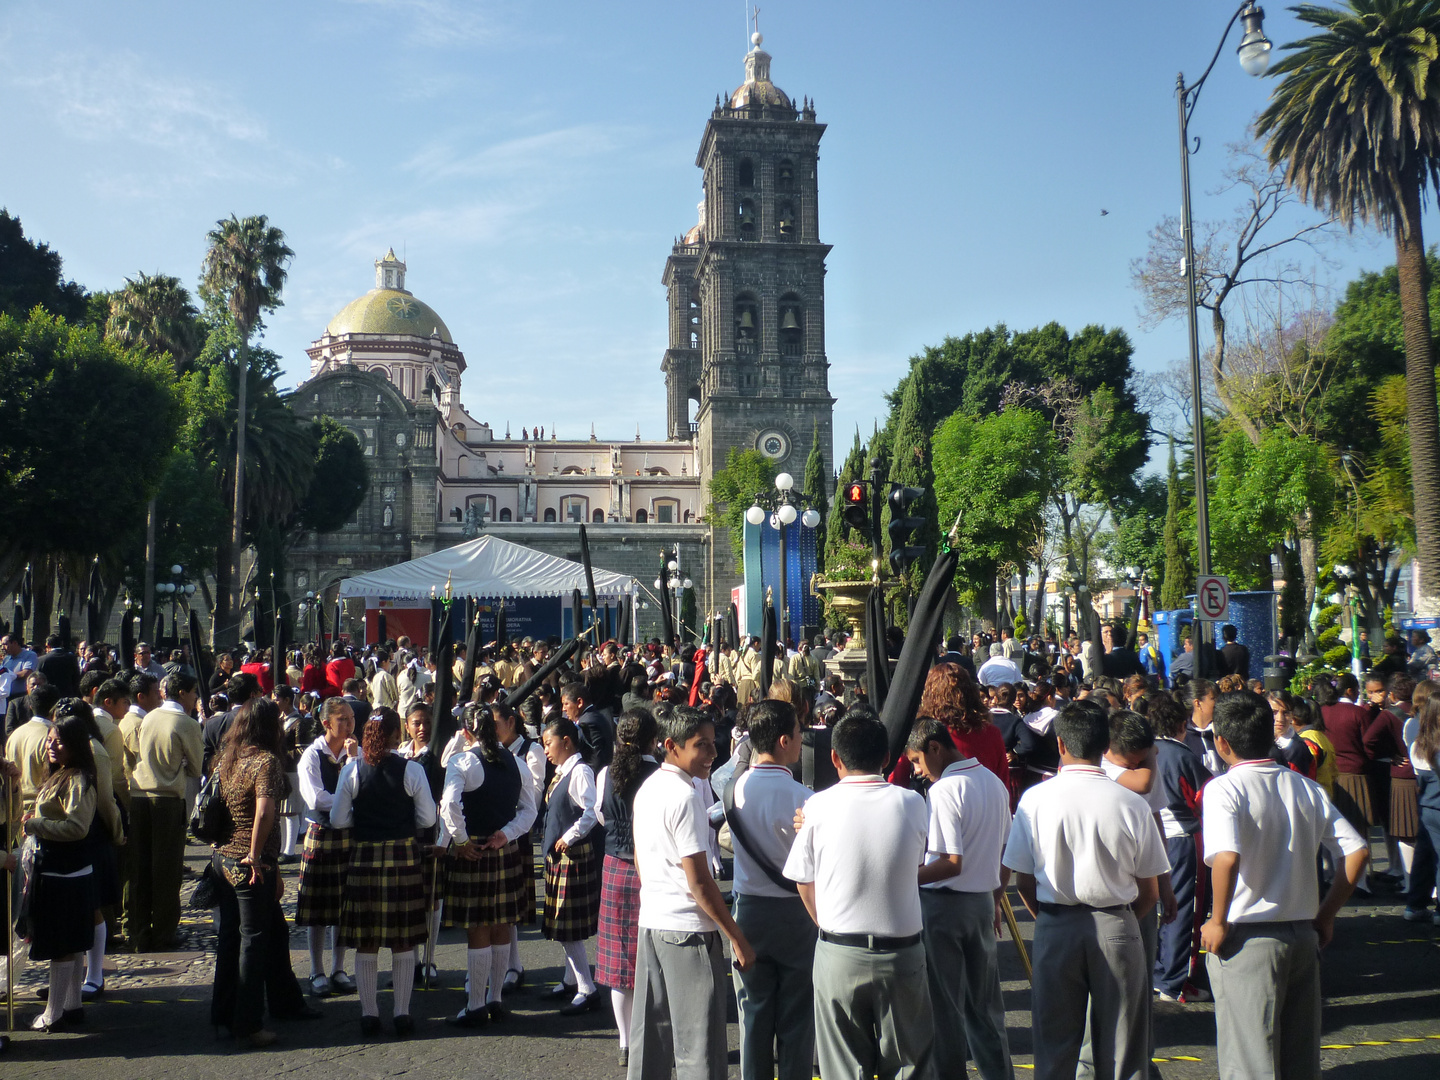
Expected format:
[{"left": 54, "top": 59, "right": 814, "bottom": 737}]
[
  {"left": 1298, "top": 531, "right": 1319, "bottom": 653},
  {"left": 225, "top": 336, "right": 250, "bottom": 646},
  {"left": 1031, "top": 564, "right": 1048, "bottom": 630},
  {"left": 1396, "top": 177, "right": 1440, "bottom": 616},
  {"left": 142, "top": 497, "right": 157, "bottom": 643},
  {"left": 213, "top": 540, "right": 232, "bottom": 649}
]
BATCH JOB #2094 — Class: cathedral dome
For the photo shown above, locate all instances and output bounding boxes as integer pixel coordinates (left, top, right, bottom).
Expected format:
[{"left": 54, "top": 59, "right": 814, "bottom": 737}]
[
  {"left": 730, "top": 35, "right": 792, "bottom": 109},
  {"left": 325, "top": 249, "right": 453, "bottom": 343}
]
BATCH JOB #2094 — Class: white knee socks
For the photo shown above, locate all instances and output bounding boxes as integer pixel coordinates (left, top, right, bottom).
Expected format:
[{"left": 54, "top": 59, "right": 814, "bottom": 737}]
[
  {"left": 391, "top": 951, "right": 415, "bottom": 1017},
  {"left": 467, "top": 947, "right": 491, "bottom": 1011},
  {"left": 488, "top": 939, "right": 510, "bottom": 1004},
  {"left": 62, "top": 958, "right": 82, "bottom": 1012},
  {"left": 508, "top": 931, "right": 522, "bottom": 976},
  {"left": 331, "top": 927, "right": 349, "bottom": 978},
  {"left": 308, "top": 926, "right": 325, "bottom": 978},
  {"left": 85, "top": 921, "right": 106, "bottom": 990},
  {"left": 611, "top": 988, "right": 633, "bottom": 1047},
  {"left": 355, "top": 953, "right": 379, "bottom": 1017},
  {"left": 562, "top": 940, "right": 595, "bottom": 995}
]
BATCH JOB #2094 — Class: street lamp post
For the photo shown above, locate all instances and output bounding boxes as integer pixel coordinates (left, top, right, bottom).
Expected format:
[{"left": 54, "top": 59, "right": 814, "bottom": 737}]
[
  {"left": 1178, "top": 1, "right": 1271, "bottom": 678},
  {"left": 747, "top": 472, "right": 822, "bottom": 649}
]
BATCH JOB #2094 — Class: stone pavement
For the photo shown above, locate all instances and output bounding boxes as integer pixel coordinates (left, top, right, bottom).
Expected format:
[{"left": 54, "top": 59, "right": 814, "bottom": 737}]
[{"left": 1, "top": 840, "right": 1437, "bottom": 1077}]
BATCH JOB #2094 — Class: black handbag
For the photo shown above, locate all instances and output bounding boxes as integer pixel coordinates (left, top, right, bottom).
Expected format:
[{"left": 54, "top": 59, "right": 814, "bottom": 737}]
[{"left": 189, "top": 771, "right": 233, "bottom": 845}]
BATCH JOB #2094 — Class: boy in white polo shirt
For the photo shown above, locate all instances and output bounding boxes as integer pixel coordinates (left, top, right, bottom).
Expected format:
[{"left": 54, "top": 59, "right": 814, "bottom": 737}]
[
  {"left": 905, "top": 717, "right": 1014, "bottom": 1080},
  {"left": 1201, "top": 691, "right": 1369, "bottom": 1080},
  {"left": 1001, "top": 698, "right": 1170, "bottom": 1080},
  {"left": 629, "top": 705, "right": 754, "bottom": 1080},
  {"left": 784, "top": 709, "right": 933, "bottom": 1080}
]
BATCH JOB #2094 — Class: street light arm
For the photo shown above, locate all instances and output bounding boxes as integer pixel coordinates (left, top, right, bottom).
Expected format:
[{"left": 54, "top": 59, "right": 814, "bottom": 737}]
[{"left": 1181, "top": 1, "right": 1254, "bottom": 125}]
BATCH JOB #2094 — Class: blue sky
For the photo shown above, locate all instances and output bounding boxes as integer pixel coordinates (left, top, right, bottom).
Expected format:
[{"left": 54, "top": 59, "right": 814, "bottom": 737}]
[{"left": 0, "top": 1, "right": 1422, "bottom": 459}]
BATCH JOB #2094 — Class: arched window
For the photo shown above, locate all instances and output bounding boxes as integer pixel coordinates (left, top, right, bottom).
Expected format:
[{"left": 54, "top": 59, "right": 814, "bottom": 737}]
[
  {"left": 777, "top": 202, "right": 796, "bottom": 241},
  {"left": 779, "top": 294, "right": 803, "bottom": 357},
  {"left": 735, "top": 295, "right": 759, "bottom": 343},
  {"left": 635, "top": 508, "right": 648, "bottom": 524},
  {"left": 457, "top": 456, "right": 468, "bottom": 477},
  {"left": 544, "top": 507, "right": 557, "bottom": 522},
  {"left": 499, "top": 507, "right": 512, "bottom": 521},
  {"left": 561, "top": 495, "right": 588, "bottom": 522},
  {"left": 777, "top": 159, "right": 794, "bottom": 191},
  {"left": 683, "top": 509, "right": 694, "bottom": 523},
  {"left": 453, "top": 423, "right": 467, "bottom": 442},
  {"left": 653, "top": 499, "right": 680, "bottom": 524},
  {"left": 738, "top": 158, "right": 754, "bottom": 188},
  {"left": 592, "top": 508, "right": 605, "bottom": 523},
  {"left": 737, "top": 199, "right": 756, "bottom": 241}
]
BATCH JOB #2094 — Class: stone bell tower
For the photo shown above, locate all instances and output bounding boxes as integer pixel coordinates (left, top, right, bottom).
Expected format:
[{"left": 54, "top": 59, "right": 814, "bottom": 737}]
[{"left": 662, "top": 32, "right": 835, "bottom": 500}]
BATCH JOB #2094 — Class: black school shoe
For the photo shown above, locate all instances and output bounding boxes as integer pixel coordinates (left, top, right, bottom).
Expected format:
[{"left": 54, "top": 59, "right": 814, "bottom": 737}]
[
  {"left": 393, "top": 1014, "right": 415, "bottom": 1038},
  {"left": 445, "top": 1006, "right": 490, "bottom": 1029},
  {"left": 360, "top": 1015, "right": 383, "bottom": 1039},
  {"left": 546, "top": 981, "right": 576, "bottom": 1000},
  {"left": 559, "top": 990, "right": 604, "bottom": 1016}
]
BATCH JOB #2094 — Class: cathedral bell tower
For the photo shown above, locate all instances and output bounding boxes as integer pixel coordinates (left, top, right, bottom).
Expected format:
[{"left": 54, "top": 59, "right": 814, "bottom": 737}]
[{"left": 662, "top": 31, "right": 835, "bottom": 502}]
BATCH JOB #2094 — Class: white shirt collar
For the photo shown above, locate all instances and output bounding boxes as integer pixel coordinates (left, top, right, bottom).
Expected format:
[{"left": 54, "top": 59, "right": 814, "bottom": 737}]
[
  {"left": 939, "top": 758, "right": 980, "bottom": 778},
  {"left": 1058, "top": 764, "right": 1106, "bottom": 776},
  {"left": 556, "top": 753, "right": 583, "bottom": 778}
]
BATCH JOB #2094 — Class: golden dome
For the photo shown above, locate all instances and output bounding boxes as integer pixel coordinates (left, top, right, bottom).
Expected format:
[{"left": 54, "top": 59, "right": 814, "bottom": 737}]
[
  {"left": 730, "top": 38, "right": 791, "bottom": 109},
  {"left": 325, "top": 288, "right": 453, "bottom": 343}
]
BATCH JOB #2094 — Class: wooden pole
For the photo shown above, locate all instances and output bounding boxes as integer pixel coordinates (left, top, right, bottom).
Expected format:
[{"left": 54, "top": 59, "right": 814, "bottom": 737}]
[{"left": 1000, "top": 891, "right": 1032, "bottom": 984}]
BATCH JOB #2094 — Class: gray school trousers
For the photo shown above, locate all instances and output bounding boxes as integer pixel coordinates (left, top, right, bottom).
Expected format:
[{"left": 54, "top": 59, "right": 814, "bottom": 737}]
[
  {"left": 920, "top": 889, "right": 1013, "bottom": 1080},
  {"left": 1077, "top": 905, "right": 1157, "bottom": 1080},
  {"left": 732, "top": 893, "right": 817, "bottom": 1080},
  {"left": 1031, "top": 904, "right": 1149, "bottom": 1080},
  {"left": 1206, "top": 920, "right": 1322, "bottom": 1080},
  {"left": 628, "top": 928, "right": 729, "bottom": 1080},
  {"left": 812, "top": 936, "right": 934, "bottom": 1080}
]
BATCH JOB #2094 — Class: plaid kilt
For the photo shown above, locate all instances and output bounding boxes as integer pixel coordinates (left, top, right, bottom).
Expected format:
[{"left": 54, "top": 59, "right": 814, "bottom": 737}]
[
  {"left": 295, "top": 822, "right": 351, "bottom": 927},
  {"left": 543, "top": 832, "right": 602, "bottom": 942},
  {"left": 444, "top": 839, "right": 525, "bottom": 928},
  {"left": 516, "top": 833, "right": 537, "bottom": 924},
  {"left": 416, "top": 824, "right": 448, "bottom": 910},
  {"left": 595, "top": 855, "right": 642, "bottom": 989},
  {"left": 337, "top": 837, "right": 428, "bottom": 951}
]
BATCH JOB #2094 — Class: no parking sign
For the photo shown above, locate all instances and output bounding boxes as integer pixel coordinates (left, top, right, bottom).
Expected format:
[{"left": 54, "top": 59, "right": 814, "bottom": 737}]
[{"left": 1196, "top": 575, "right": 1230, "bottom": 622}]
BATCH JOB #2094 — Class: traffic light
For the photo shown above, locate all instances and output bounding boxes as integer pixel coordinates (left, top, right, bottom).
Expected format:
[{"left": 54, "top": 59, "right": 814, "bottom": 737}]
[
  {"left": 841, "top": 481, "right": 870, "bottom": 536},
  {"left": 887, "top": 484, "right": 927, "bottom": 575}
]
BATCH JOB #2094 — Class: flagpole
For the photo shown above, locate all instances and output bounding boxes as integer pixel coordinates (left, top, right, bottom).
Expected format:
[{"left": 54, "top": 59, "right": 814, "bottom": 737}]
[{"left": 1000, "top": 892, "right": 1032, "bottom": 984}]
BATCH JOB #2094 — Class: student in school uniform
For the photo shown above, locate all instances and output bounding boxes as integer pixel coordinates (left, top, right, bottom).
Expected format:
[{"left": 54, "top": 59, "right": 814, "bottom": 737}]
[
  {"left": 629, "top": 705, "right": 755, "bottom": 1080},
  {"left": 399, "top": 702, "right": 446, "bottom": 984},
  {"left": 329, "top": 707, "right": 437, "bottom": 1038},
  {"left": 495, "top": 701, "right": 546, "bottom": 991},
  {"left": 1200, "top": 691, "right": 1369, "bottom": 1080},
  {"left": 1138, "top": 691, "right": 1213, "bottom": 1003},
  {"left": 595, "top": 710, "right": 662, "bottom": 1066},
  {"left": 783, "top": 710, "right": 934, "bottom": 1080},
  {"left": 1001, "top": 698, "right": 1170, "bottom": 1080},
  {"left": 726, "top": 699, "right": 817, "bottom": 1080},
  {"left": 295, "top": 697, "right": 360, "bottom": 997},
  {"left": 440, "top": 702, "right": 538, "bottom": 1028},
  {"left": 539, "top": 716, "right": 606, "bottom": 1012},
  {"left": 905, "top": 717, "right": 1014, "bottom": 1080}
]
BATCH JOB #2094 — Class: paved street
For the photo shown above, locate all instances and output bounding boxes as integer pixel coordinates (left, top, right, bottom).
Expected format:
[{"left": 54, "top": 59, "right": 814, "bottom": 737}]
[{"left": 2, "top": 840, "right": 1436, "bottom": 1078}]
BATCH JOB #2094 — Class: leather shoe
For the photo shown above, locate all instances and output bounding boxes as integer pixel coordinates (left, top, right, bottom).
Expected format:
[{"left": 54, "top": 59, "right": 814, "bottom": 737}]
[
  {"left": 393, "top": 1014, "right": 415, "bottom": 1038},
  {"left": 61, "top": 1008, "right": 85, "bottom": 1025},
  {"left": 244, "top": 1029, "right": 278, "bottom": 1049},
  {"left": 546, "top": 981, "right": 576, "bottom": 1000},
  {"left": 559, "top": 990, "right": 604, "bottom": 1016},
  {"left": 487, "top": 1002, "right": 506, "bottom": 1023},
  {"left": 360, "top": 1015, "right": 383, "bottom": 1039},
  {"left": 445, "top": 1006, "right": 489, "bottom": 1029}
]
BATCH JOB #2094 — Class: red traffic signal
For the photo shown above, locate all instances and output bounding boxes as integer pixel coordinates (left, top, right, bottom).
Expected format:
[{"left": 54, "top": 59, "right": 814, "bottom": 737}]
[
  {"left": 841, "top": 481, "right": 870, "bottom": 535},
  {"left": 843, "top": 482, "right": 866, "bottom": 506}
]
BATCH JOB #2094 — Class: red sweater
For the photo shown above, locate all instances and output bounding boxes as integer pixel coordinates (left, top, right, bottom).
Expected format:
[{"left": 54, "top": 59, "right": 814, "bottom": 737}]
[
  {"left": 300, "top": 665, "right": 328, "bottom": 696},
  {"left": 1363, "top": 708, "right": 1416, "bottom": 780},
  {"left": 324, "top": 657, "right": 355, "bottom": 699},
  {"left": 1322, "top": 702, "right": 1373, "bottom": 774},
  {"left": 888, "top": 720, "right": 1010, "bottom": 789}
]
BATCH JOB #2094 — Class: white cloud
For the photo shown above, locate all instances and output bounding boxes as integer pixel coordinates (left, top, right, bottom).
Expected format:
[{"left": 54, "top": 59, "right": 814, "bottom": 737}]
[{"left": 339, "top": 0, "right": 502, "bottom": 48}]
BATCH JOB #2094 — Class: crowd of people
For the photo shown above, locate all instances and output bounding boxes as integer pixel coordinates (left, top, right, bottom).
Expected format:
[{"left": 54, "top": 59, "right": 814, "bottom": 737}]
[{"left": 0, "top": 616, "right": 1432, "bottom": 1080}]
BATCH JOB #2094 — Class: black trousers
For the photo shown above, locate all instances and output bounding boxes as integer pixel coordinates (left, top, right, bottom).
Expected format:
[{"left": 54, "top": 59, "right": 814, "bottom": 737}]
[{"left": 210, "top": 855, "right": 306, "bottom": 1035}]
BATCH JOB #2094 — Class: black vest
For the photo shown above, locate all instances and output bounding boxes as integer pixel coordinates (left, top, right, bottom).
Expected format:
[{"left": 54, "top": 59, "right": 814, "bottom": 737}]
[
  {"left": 311, "top": 747, "right": 344, "bottom": 826},
  {"left": 350, "top": 754, "right": 414, "bottom": 843},
  {"left": 460, "top": 748, "right": 522, "bottom": 840},
  {"left": 409, "top": 745, "right": 445, "bottom": 803},
  {"left": 602, "top": 758, "right": 660, "bottom": 861},
  {"left": 543, "top": 762, "right": 593, "bottom": 854}
]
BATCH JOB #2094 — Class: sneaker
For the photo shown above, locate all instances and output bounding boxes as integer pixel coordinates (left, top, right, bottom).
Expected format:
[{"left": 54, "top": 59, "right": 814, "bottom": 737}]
[
  {"left": 1403, "top": 907, "right": 1431, "bottom": 922},
  {"left": 1178, "top": 984, "right": 1212, "bottom": 1003},
  {"left": 330, "top": 971, "right": 357, "bottom": 994},
  {"left": 310, "top": 974, "right": 333, "bottom": 997},
  {"left": 1156, "top": 990, "right": 1181, "bottom": 1003}
]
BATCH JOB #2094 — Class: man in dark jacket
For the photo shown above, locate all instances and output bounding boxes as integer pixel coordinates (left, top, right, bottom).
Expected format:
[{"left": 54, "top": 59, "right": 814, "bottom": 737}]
[
  {"left": 36, "top": 635, "right": 81, "bottom": 698},
  {"left": 1219, "top": 625, "right": 1251, "bottom": 682},
  {"left": 561, "top": 680, "right": 614, "bottom": 768}
]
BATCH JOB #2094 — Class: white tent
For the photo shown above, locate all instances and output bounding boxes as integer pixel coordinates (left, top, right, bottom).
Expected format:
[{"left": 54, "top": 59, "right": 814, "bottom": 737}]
[{"left": 337, "top": 534, "right": 635, "bottom": 601}]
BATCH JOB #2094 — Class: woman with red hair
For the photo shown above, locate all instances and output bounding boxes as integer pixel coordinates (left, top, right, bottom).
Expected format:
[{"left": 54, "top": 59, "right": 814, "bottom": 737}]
[{"left": 891, "top": 663, "right": 1009, "bottom": 788}]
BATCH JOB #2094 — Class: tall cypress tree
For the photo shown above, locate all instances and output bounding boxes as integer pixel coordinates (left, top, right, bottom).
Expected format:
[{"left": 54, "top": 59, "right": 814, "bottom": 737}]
[
  {"left": 884, "top": 372, "right": 940, "bottom": 614},
  {"left": 1160, "top": 436, "right": 1189, "bottom": 611},
  {"left": 804, "top": 419, "right": 830, "bottom": 571}
]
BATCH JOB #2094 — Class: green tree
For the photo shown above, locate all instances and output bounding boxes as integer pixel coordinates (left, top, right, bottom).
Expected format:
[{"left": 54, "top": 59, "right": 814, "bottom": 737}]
[
  {"left": 1160, "top": 437, "right": 1191, "bottom": 611},
  {"left": 0, "top": 310, "right": 179, "bottom": 635},
  {"left": 302, "top": 416, "right": 370, "bottom": 532},
  {"left": 931, "top": 408, "right": 1054, "bottom": 628},
  {"left": 1258, "top": 0, "right": 1440, "bottom": 615},
  {"left": 803, "top": 420, "right": 829, "bottom": 572},
  {"left": 0, "top": 209, "right": 89, "bottom": 322},
  {"left": 106, "top": 272, "right": 205, "bottom": 638},
  {"left": 200, "top": 214, "right": 294, "bottom": 644},
  {"left": 881, "top": 370, "right": 940, "bottom": 614},
  {"left": 707, "top": 447, "right": 776, "bottom": 570}
]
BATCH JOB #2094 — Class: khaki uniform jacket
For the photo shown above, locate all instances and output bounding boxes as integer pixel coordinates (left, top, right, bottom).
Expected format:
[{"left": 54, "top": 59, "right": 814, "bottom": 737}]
[{"left": 126, "top": 702, "right": 204, "bottom": 799}]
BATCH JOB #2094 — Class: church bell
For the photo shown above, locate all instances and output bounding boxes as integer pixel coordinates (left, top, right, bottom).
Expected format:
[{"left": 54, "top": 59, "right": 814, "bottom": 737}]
[
  {"left": 739, "top": 310, "right": 755, "bottom": 329},
  {"left": 780, "top": 309, "right": 800, "bottom": 331}
]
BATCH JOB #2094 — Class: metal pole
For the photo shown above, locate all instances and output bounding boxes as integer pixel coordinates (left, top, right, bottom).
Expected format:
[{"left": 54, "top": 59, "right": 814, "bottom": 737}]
[
  {"left": 1179, "top": 72, "right": 1212, "bottom": 680},
  {"left": 778, "top": 511, "right": 789, "bottom": 649}
]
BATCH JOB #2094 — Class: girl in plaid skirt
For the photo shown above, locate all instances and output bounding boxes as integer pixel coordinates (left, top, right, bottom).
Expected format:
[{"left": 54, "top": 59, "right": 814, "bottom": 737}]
[
  {"left": 400, "top": 703, "right": 446, "bottom": 985},
  {"left": 595, "top": 710, "right": 661, "bottom": 1064},
  {"left": 295, "top": 697, "right": 360, "bottom": 997},
  {"left": 496, "top": 704, "right": 546, "bottom": 991},
  {"left": 540, "top": 716, "right": 604, "bottom": 1014},
  {"left": 440, "top": 703, "right": 539, "bottom": 1027},
  {"left": 330, "top": 708, "right": 437, "bottom": 1039}
]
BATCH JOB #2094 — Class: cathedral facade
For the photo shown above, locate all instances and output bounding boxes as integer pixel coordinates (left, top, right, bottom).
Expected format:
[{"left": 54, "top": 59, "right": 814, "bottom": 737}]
[{"left": 286, "top": 35, "right": 834, "bottom": 643}]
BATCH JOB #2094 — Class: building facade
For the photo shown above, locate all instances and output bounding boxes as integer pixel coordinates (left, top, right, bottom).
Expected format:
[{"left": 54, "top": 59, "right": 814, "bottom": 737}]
[{"left": 287, "top": 36, "right": 832, "bottom": 643}]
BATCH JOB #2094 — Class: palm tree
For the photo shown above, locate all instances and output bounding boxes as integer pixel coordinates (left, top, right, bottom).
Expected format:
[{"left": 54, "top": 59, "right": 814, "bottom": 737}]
[
  {"left": 1257, "top": 0, "right": 1440, "bottom": 615},
  {"left": 107, "top": 273, "right": 203, "bottom": 641},
  {"left": 200, "top": 215, "right": 293, "bottom": 645}
]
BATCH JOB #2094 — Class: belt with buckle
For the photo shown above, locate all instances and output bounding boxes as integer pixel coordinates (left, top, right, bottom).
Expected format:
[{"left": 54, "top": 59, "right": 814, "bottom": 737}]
[{"left": 818, "top": 930, "right": 923, "bottom": 951}]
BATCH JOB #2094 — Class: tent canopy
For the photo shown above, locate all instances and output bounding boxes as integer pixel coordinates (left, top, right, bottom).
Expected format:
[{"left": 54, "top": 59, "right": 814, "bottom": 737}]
[{"left": 337, "top": 534, "right": 635, "bottom": 601}]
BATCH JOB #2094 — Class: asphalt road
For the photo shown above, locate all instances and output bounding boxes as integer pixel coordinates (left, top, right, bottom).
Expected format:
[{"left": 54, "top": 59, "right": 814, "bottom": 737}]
[{"left": 1, "top": 843, "right": 1436, "bottom": 1078}]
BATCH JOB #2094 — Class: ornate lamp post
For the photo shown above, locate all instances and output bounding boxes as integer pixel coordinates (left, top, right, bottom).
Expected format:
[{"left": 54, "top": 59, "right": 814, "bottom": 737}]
[{"left": 747, "top": 472, "right": 821, "bottom": 648}]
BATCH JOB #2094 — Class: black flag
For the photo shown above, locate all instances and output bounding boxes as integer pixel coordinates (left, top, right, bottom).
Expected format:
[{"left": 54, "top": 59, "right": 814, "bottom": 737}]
[
  {"left": 459, "top": 607, "right": 482, "bottom": 704},
  {"left": 433, "top": 606, "right": 457, "bottom": 750},
  {"left": 85, "top": 559, "right": 102, "bottom": 646},
  {"left": 507, "top": 635, "right": 585, "bottom": 709},
  {"left": 189, "top": 609, "right": 212, "bottom": 710},
  {"left": 579, "top": 524, "right": 599, "bottom": 615},
  {"left": 760, "top": 602, "right": 778, "bottom": 698},
  {"left": 120, "top": 606, "right": 137, "bottom": 673},
  {"left": 880, "top": 540, "right": 959, "bottom": 767}
]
